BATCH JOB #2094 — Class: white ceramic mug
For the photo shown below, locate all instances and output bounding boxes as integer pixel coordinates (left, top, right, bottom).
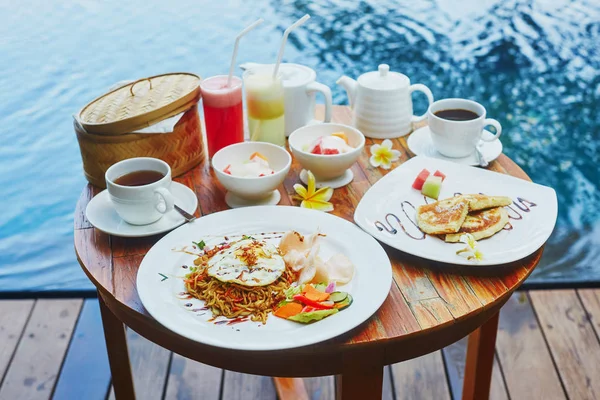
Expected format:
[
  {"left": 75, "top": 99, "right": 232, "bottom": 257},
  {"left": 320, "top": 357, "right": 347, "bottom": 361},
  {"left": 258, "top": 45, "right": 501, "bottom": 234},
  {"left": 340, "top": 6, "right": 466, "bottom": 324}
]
[
  {"left": 105, "top": 158, "right": 175, "bottom": 225},
  {"left": 428, "top": 98, "right": 502, "bottom": 158},
  {"left": 240, "top": 63, "right": 333, "bottom": 136}
]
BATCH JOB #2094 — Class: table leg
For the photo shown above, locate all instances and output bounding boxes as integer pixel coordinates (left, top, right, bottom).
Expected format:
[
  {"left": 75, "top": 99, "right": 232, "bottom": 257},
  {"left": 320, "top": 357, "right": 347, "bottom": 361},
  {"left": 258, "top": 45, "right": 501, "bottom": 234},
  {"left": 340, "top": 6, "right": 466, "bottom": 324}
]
[
  {"left": 98, "top": 294, "right": 136, "bottom": 400},
  {"left": 336, "top": 365, "right": 384, "bottom": 400},
  {"left": 273, "top": 378, "right": 310, "bottom": 400},
  {"left": 462, "top": 311, "right": 499, "bottom": 400}
]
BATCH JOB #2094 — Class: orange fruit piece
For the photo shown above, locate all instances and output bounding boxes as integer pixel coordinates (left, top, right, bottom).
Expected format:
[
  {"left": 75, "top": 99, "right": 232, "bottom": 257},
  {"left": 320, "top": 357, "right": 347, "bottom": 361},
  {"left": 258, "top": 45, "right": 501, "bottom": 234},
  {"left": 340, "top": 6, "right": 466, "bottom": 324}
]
[
  {"left": 250, "top": 152, "right": 268, "bottom": 162},
  {"left": 331, "top": 132, "right": 349, "bottom": 144}
]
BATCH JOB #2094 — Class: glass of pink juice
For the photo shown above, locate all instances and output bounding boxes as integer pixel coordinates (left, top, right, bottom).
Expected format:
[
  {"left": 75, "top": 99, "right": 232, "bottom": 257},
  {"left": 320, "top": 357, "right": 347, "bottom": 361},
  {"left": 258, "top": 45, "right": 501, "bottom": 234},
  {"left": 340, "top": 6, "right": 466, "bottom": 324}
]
[{"left": 200, "top": 75, "right": 244, "bottom": 158}]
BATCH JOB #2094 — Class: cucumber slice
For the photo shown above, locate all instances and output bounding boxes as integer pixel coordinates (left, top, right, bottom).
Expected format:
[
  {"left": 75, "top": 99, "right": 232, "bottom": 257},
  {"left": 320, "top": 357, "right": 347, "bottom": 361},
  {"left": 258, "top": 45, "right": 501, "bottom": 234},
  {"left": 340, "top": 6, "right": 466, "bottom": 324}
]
[
  {"left": 335, "top": 294, "right": 353, "bottom": 311},
  {"left": 314, "top": 283, "right": 328, "bottom": 292},
  {"left": 329, "top": 291, "right": 348, "bottom": 303}
]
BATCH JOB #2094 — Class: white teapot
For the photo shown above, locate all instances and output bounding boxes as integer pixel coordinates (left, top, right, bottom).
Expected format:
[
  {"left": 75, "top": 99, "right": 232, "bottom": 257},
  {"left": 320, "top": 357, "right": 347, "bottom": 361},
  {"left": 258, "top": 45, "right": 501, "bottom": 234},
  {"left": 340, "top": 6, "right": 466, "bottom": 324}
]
[{"left": 336, "top": 64, "right": 433, "bottom": 138}]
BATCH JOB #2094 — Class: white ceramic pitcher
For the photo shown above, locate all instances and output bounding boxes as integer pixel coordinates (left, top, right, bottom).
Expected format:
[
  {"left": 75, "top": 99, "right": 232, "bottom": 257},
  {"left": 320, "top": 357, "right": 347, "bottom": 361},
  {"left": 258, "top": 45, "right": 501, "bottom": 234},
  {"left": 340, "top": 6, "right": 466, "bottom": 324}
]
[
  {"left": 240, "top": 63, "right": 333, "bottom": 136},
  {"left": 337, "top": 64, "right": 434, "bottom": 138}
]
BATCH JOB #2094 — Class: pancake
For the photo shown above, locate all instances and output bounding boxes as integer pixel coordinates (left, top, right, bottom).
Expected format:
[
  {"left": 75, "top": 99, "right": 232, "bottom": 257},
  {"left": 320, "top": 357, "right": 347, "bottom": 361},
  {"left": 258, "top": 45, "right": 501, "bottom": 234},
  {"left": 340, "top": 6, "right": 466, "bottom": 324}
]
[
  {"left": 445, "top": 207, "right": 509, "bottom": 242},
  {"left": 416, "top": 197, "right": 470, "bottom": 235},
  {"left": 460, "top": 194, "right": 513, "bottom": 211}
]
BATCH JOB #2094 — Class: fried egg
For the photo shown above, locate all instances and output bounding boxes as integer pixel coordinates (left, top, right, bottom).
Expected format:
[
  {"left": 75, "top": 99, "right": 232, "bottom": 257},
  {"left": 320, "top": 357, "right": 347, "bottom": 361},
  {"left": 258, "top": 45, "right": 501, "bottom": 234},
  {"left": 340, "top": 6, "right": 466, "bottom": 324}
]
[{"left": 206, "top": 238, "right": 285, "bottom": 286}]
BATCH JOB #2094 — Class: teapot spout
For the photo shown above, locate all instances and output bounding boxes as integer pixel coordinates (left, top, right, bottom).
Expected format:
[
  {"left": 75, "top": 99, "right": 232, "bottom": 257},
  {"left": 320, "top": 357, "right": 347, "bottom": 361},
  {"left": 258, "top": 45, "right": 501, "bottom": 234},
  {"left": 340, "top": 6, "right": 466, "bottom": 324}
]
[{"left": 336, "top": 76, "right": 358, "bottom": 109}]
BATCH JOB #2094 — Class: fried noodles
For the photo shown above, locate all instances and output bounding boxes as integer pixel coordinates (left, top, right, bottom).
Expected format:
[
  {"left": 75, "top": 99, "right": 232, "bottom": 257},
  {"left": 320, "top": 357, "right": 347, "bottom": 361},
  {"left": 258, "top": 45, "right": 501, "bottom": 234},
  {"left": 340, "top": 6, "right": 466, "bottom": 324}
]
[{"left": 184, "top": 243, "right": 297, "bottom": 323}]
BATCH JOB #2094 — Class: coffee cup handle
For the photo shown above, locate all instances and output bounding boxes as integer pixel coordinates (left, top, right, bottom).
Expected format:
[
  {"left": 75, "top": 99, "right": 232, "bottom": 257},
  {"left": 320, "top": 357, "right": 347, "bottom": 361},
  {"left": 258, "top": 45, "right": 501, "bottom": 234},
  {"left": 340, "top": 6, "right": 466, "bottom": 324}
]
[
  {"left": 481, "top": 119, "right": 502, "bottom": 142},
  {"left": 306, "top": 82, "right": 332, "bottom": 123},
  {"left": 154, "top": 187, "right": 175, "bottom": 214},
  {"left": 409, "top": 84, "right": 434, "bottom": 123}
]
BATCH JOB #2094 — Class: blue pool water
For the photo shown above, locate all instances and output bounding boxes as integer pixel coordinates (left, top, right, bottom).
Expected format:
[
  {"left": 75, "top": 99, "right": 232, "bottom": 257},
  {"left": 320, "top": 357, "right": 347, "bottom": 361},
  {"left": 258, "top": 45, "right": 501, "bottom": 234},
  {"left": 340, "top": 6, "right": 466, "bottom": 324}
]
[{"left": 1, "top": 0, "right": 599, "bottom": 291}]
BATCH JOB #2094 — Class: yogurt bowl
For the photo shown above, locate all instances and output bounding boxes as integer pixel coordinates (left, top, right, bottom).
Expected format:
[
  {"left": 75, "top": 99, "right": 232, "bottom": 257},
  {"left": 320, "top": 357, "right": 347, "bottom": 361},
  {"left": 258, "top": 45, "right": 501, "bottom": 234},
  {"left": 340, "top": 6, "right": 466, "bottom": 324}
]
[
  {"left": 288, "top": 123, "right": 365, "bottom": 188},
  {"left": 212, "top": 142, "right": 291, "bottom": 208}
]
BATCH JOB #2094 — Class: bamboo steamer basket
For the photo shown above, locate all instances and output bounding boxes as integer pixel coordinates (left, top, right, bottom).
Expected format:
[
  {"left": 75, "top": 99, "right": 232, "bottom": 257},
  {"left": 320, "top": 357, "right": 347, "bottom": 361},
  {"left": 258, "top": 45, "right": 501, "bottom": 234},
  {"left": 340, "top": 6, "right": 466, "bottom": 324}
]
[{"left": 74, "top": 73, "right": 204, "bottom": 188}]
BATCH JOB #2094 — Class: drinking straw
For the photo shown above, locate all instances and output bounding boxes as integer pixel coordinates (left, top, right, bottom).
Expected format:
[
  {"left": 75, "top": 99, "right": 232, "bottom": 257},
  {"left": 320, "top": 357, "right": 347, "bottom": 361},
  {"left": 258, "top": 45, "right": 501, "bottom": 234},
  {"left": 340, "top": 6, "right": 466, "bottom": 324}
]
[
  {"left": 227, "top": 18, "right": 264, "bottom": 87},
  {"left": 272, "top": 14, "right": 310, "bottom": 79}
]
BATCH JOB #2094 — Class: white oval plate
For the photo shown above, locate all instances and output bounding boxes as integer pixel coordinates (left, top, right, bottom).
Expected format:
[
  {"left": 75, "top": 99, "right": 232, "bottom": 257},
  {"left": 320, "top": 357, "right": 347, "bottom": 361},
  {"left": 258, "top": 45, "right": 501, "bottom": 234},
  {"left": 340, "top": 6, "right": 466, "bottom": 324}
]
[
  {"left": 354, "top": 156, "right": 558, "bottom": 266},
  {"left": 136, "top": 206, "right": 392, "bottom": 351},
  {"left": 85, "top": 182, "right": 198, "bottom": 237}
]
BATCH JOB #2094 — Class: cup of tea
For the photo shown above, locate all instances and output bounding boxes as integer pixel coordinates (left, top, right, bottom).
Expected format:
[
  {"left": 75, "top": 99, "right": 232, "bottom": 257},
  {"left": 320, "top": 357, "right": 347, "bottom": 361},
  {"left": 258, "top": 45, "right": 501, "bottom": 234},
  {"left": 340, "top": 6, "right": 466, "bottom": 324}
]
[
  {"left": 105, "top": 157, "right": 175, "bottom": 225},
  {"left": 427, "top": 98, "right": 502, "bottom": 158}
]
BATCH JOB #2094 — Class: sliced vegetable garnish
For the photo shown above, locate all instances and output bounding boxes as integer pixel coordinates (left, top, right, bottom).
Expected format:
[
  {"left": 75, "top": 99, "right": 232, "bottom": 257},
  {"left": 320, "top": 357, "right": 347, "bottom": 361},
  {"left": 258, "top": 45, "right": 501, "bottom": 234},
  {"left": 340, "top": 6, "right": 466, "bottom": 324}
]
[
  {"left": 288, "top": 309, "right": 339, "bottom": 323},
  {"left": 329, "top": 291, "right": 348, "bottom": 303},
  {"left": 325, "top": 282, "right": 336, "bottom": 293},
  {"left": 334, "top": 294, "right": 353, "bottom": 310},
  {"left": 274, "top": 302, "right": 303, "bottom": 319},
  {"left": 293, "top": 294, "right": 334, "bottom": 309},
  {"left": 303, "top": 284, "right": 330, "bottom": 302},
  {"left": 314, "top": 283, "right": 328, "bottom": 292}
]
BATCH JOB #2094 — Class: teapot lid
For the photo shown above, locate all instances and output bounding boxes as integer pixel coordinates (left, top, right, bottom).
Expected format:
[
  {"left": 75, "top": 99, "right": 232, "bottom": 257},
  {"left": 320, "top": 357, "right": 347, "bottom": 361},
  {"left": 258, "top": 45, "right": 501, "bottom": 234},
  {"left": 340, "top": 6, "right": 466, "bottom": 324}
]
[{"left": 357, "top": 64, "right": 409, "bottom": 91}]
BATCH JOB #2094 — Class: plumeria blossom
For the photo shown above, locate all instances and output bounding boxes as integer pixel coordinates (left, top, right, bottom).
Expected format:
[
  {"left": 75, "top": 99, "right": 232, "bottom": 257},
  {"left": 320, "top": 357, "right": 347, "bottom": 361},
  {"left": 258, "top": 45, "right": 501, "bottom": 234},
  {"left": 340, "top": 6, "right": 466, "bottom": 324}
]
[
  {"left": 456, "top": 233, "right": 484, "bottom": 262},
  {"left": 293, "top": 170, "right": 334, "bottom": 212},
  {"left": 369, "top": 139, "right": 401, "bottom": 169}
]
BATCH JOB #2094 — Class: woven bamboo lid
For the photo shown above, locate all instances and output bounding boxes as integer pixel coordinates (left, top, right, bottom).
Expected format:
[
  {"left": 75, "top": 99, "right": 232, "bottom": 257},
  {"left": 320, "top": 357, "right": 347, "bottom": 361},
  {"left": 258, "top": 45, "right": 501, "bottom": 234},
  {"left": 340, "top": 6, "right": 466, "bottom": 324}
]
[{"left": 78, "top": 72, "right": 201, "bottom": 135}]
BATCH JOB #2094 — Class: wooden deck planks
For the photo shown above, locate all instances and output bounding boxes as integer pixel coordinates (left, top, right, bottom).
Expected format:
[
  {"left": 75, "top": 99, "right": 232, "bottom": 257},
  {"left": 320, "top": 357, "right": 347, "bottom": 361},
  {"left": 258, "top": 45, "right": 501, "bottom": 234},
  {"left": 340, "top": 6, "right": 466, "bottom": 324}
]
[
  {"left": 530, "top": 289, "right": 600, "bottom": 400},
  {"left": 0, "top": 300, "right": 34, "bottom": 383},
  {"left": 52, "top": 299, "right": 111, "bottom": 400},
  {"left": 578, "top": 288, "right": 600, "bottom": 339},
  {"left": 164, "top": 355, "right": 222, "bottom": 400},
  {"left": 495, "top": 292, "right": 565, "bottom": 400},
  {"left": 221, "top": 371, "right": 277, "bottom": 400},
  {"left": 390, "top": 351, "right": 451, "bottom": 400},
  {"left": 1, "top": 289, "right": 600, "bottom": 399},
  {"left": 0, "top": 299, "right": 83, "bottom": 400}
]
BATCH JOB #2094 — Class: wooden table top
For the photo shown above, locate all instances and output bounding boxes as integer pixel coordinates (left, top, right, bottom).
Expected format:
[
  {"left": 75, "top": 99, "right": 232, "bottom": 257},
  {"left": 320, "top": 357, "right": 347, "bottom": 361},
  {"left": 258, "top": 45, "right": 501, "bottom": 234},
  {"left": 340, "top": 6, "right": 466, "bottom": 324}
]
[{"left": 74, "top": 105, "right": 542, "bottom": 377}]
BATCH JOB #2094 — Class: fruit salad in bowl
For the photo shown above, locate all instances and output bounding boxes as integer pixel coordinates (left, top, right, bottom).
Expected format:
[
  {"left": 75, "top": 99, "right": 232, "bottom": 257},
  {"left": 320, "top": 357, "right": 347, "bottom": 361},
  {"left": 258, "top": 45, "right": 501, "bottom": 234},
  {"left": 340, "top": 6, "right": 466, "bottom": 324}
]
[
  {"left": 289, "top": 123, "right": 365, "bottom": 184},
  {"left": 212, "top": 142, "right": 291, "bottom": 207},
  {"left": 305, "top": 132, "right": 354, "bottom": 155}
]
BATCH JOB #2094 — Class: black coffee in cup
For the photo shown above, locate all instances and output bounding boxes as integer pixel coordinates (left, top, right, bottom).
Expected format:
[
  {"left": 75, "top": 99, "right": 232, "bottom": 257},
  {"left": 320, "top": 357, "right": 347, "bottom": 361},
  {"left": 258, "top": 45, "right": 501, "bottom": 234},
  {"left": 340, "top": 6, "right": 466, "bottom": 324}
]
[
  {"left": 114, "top": 170, "right": 165, "bottom": 186},
  {"left": 434, "top": 109, "right": 479, "bottom": 121}
]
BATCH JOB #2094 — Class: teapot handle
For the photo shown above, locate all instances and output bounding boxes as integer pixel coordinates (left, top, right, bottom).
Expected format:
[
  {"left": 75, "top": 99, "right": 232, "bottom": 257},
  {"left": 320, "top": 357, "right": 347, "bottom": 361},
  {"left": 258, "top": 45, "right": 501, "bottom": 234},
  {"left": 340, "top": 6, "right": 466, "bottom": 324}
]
[{"left": 409, "top": 84, "right": 434, "bottom": 123}]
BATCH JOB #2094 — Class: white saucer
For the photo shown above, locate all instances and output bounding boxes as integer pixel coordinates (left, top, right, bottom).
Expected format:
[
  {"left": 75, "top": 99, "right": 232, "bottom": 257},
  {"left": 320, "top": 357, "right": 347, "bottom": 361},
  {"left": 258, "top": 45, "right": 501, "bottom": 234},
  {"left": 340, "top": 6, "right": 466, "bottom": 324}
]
[
  {"left": 300, "top": 169, "right": 354, "bottom": 189},
  {"left": 85, "top": 182, "right": 198, "bottom": 238},
  {"left": 407, "top": 126, "right": 503, "bottom": 166},
  {"left": 225, "top": 190, "right": 281, "bottom": 208}
]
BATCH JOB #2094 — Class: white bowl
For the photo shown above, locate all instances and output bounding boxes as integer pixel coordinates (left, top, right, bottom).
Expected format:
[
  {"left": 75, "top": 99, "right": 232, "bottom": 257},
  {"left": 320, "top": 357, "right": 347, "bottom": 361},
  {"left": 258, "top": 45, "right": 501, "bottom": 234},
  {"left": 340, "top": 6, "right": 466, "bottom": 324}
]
[
  {"left": 212, "top": 142, "right": 291, "bottom": 201},
  {"left": 288, "top": 123, "right": 365, "bottom": 180}
]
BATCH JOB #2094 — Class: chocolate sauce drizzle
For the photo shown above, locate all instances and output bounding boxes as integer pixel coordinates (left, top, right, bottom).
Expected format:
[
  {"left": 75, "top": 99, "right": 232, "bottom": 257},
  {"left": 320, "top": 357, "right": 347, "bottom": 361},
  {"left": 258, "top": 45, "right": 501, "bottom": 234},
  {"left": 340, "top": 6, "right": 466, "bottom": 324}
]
[
  {"left": 507, "top": 197, "right": 537, "bottom": 220},
  {"left": 374, "top": 201, "right": 426, "bottom": 240}
]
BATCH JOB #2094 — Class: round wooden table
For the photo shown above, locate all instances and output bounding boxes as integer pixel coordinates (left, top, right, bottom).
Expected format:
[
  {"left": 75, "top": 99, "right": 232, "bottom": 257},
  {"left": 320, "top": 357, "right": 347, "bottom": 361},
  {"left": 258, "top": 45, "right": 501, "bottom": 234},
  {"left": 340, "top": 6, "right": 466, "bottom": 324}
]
[{"left": 74, "top": 106, "right": 542, "bottom": 400}]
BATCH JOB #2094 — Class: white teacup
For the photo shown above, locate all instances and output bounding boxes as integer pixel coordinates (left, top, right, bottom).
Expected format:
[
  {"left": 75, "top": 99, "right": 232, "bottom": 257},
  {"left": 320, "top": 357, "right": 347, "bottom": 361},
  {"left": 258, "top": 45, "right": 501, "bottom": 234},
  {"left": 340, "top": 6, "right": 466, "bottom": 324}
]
[
  {"left": 427, "top": 98, "right": 502, "bottom": 158},
  {"left": 105, "top": 158, "right": 175, "bottom": 225}
]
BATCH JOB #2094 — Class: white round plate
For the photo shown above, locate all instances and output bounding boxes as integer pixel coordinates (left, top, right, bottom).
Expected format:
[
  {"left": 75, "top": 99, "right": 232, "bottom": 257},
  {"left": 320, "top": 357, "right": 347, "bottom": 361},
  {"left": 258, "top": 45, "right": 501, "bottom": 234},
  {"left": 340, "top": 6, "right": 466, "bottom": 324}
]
[
  {"left": 136, "top": 206, "right": 392, "bottom": 351},
  {"left": 407, "top": 126, "right": 502, "bottom": 166},
  {"left": 85, "top": 182, "right": 198, "bottom": 237},
  {"left": 225, "top": 190, "right": 281, "bottom": 208},
  {"left": 300, "top": 169, "right": 354, "bottom": 189},
  {"left": 354, "top": 156, "right": 558, "bottom": 266}
]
